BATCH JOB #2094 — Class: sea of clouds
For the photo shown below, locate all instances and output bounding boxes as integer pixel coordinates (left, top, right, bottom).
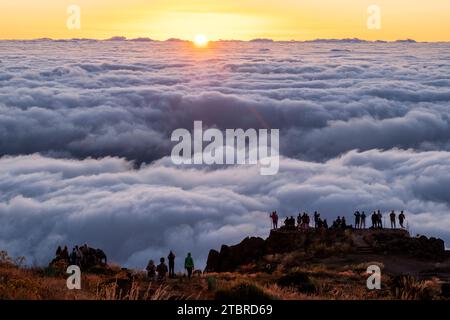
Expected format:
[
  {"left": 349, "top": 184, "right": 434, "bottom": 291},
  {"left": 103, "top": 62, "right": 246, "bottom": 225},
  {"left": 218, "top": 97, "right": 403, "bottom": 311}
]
[{"left": 0, "top": 40, "right": 449, "bottom": 269}]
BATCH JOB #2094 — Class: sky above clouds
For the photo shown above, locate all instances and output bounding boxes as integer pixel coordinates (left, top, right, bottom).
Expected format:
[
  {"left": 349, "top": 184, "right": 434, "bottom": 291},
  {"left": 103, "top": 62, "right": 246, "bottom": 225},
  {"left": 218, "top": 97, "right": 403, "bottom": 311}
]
[
  {"left": 1, "top": 0, "right": 450, "bottom": 41},
  {"left": 0, "top": 40, "right": 450, "bottom": 269}
]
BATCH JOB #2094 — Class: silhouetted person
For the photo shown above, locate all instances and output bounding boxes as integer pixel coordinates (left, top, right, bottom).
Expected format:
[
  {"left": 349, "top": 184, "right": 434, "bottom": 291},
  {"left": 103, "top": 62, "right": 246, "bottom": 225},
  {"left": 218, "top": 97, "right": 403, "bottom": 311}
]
[
  {"left": 323, "top": 219, "right": 328, "bottom": 229},
  {"left": 314, "top": 211, "right": 320, "bottom": 228},
  {"left": 75, "top": 246, "right": 82, "bottom": 266},
  {"left": 341, "top": 217, "right": 347, "bottom": 228},
  {"left": 70, "top": 248, "right": 77, "bottom": 265},
  {"left": 184, "top": 252, "right": 195, "bottom": 280},
  {"left": 390, "top": 210, "right": 396, "bottom": 229},
  {"left": 371, "top": 211, "right": 377, "bottom": 228},
  {"left": 399, "top": 211, "right": 406, "bottom": 228},
  {"left": 289, "top": 216, "right": 295, "bottom": 230},
  {"left": 284, "top": 216, "right": 289, "bottom": 227},
  {"left": 317, "top": 218, "right": 323, "bottom": 228},
  {"left": 336, "top": 216, "right": 342, "bottom": 227},
  {"left": 354, "top": 211, "right": 361, "bottom": 229},
  {"left": 146, "top": 259, "right": 156, "bottom": 281},
  {"left": 360, "top": 211, "right": 366, "bottom": 229},
  {"left": 168, "top": 251, "right": 176, "bottom": 278},
  {"left": 270, "top": 211, "right": 278, "bottom": 229},
  {"left": 297, "top": 213, "right": 302, "bottom": 229},
  {"left": 156, "top": 257, "right": 168, "bottom": 281},
  {"left": 377, "top": 210, "right": 383, "bottom": 228},
  {"left": 61, "top": 246, "right": 69, "bottom": 263},
  {"left": 302, "top": 213, "right": 310, "bottom": 230}
]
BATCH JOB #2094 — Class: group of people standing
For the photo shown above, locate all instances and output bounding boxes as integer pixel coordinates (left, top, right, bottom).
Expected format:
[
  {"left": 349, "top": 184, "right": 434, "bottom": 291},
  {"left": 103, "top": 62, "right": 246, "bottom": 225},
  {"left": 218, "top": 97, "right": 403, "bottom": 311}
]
[
  {"left": 52, "top": 244, "right": 107, "bottom": 268},
  {"left": 146, "top": 251, "right": 195, "bottom": 281},
  {"left": 270, "top": 209, "right": 407, "bottom": 231}
]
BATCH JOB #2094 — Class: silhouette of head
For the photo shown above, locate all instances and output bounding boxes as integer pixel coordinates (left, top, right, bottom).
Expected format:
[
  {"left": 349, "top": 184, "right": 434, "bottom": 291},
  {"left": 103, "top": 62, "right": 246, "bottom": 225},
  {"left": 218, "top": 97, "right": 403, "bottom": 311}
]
[{"left": 160, "top": 257, "right": 165, "bottom": 263}]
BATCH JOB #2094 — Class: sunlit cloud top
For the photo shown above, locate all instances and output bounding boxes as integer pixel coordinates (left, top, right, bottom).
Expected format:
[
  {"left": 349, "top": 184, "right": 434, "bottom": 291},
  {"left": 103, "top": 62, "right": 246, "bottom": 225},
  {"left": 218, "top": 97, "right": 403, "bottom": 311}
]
[{"left": 1, "top": 0, "right": 449, "bottom": 41}]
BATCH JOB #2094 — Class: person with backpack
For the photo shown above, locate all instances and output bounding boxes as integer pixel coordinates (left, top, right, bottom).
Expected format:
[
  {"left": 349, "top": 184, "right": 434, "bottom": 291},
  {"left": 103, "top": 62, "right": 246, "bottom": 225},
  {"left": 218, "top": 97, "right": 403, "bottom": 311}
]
[
  {"left": 269, "top": 211, "right": 278, "bottom": 229},
  {"left": 184, "top": 252, "right": 195, "bottom": 280},
  {"left": 156, "top": 257, "right": 168, "bottom": 281},
  {"left": 146, "top": 259, "right": 156, "bottom": 281}
]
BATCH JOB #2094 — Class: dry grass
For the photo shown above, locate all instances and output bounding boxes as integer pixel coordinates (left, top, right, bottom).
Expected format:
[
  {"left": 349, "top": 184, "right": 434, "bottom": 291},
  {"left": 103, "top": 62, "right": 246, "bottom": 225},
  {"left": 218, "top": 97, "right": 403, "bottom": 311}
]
[{"left": 0, "top": 249, "right": 446, "bottom": 300}]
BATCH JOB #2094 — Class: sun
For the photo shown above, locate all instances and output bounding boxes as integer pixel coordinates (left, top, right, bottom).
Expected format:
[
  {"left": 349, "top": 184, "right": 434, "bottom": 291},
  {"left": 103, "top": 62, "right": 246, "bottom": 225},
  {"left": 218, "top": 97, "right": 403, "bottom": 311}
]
[{"left": 194, "top": 34, "right": 209, "bottom": 47}]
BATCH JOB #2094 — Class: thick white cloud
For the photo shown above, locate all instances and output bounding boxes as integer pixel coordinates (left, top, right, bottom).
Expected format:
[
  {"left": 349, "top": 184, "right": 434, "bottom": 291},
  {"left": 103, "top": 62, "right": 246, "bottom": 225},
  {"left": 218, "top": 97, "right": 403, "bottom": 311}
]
[
  {"left": 0, "top": 150, "right": 449, "bottom": 269},
  {"left": 1, "top": 41, "right": 450, "bottom": 162},
  {"left": 0, "top": 40, "right": 450, "bottom": 269}
]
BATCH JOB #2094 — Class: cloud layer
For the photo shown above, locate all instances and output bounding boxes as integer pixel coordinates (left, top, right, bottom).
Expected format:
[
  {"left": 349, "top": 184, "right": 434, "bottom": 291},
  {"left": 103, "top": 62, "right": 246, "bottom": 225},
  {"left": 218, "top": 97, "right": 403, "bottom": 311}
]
[
  {"left": 0, "top": 41, "right": 450, "bottom": 269},
  {"left": 1, "top": 150, "right": 450, "bottom": 269},
  {"left": 1, "top": 41, "right": 450, "bottom": 162}
]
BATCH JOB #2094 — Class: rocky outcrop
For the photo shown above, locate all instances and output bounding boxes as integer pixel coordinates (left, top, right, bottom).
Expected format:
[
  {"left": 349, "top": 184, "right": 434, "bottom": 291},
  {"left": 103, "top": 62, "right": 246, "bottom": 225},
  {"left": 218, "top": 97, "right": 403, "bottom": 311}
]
[
  {"left": 205, "top": 228, "right": 448, "bottom": 273},
  {"left": 205, "top": 237, "right": 265, "bottom": 272}
]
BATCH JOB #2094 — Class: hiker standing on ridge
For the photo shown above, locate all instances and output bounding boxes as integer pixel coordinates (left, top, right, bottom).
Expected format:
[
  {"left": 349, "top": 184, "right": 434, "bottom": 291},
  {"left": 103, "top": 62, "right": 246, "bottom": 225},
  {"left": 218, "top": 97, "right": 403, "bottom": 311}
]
[
  {"left": 390, "top": 210, "right": 396, "bottom": 229},
  {"left": 270, "top": 211, "right": 278, "bottom": 229},
  {"left": 377, "top": 210, "right": 383, "bottom": 228},
  {"left": 314, "top": 211, "right": 320, "bottom": 228},
  {"left": 297, "top": 213, "right": 302, "bottom": 230},
  {"left": 184, "top": 252, "right": 195, "bottom": 280},
  {"left": 168, "top": 251, "right": 176, "bottom": 278},
  {"left": 371, "top": 211, "right": 377, "bottom": 228},
  {"left": 360, "top": 211, "right": 366, "bottom": 229},
  {"left": 354, "top": 211, "right": 361, "bottom": 229},
  {"left": 399, "top": 211, "right": 406, "bottom": 228}
]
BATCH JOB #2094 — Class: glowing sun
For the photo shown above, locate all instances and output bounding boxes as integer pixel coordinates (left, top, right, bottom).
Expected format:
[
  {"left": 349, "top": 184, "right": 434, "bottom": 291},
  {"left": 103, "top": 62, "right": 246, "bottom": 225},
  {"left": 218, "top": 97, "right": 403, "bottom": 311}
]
[{"left": 194, "top": 34, "right": 209, "bottom": 47}]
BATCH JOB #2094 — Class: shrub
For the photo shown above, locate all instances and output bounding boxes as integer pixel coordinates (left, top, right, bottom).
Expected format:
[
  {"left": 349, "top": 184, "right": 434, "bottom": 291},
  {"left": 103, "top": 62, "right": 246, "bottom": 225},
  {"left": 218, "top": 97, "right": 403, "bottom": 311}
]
[
  {"left": 215, "top": 282, "right": 273, "bottom": 300},
  {"left": 277, "top": 272, "right": 316, "bottom": 294},
  {"left": 206, "top": 276, "right": 217, "bottom": 291},
  {"left": 389, "top": 275, "right": 433, "bottom": 300}
]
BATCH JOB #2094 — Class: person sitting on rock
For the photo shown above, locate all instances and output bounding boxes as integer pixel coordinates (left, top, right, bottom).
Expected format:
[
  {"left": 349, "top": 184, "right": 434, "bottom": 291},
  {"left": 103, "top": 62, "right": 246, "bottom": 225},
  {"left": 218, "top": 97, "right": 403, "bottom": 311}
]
[
  {"left": 61, "top": 246, "right": 70, "bottom": 263},
  {"left": 146, "top": 259, "right": 156, "bottom": 281},
  {"left": 156, "top": 257, "right": 168, "bottom": 281},
  {"left": 360, "top": 211, "right": 366, "bottom": 229},
  {"left": 399, "top": 211, "right": 406, "bottom": 228},
  {"left": 390, "top": 210, "right": 396, "bottom": 229},
  {"left": 354, "top": 211, "right": 361, "bottom": 229}
]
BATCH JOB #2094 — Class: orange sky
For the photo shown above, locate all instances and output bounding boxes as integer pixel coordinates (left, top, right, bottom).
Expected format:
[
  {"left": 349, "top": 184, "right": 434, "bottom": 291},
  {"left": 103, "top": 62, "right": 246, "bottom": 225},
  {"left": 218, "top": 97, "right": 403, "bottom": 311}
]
[{"left": 0, "top": 0, "right": 449, "bottom": 41}]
